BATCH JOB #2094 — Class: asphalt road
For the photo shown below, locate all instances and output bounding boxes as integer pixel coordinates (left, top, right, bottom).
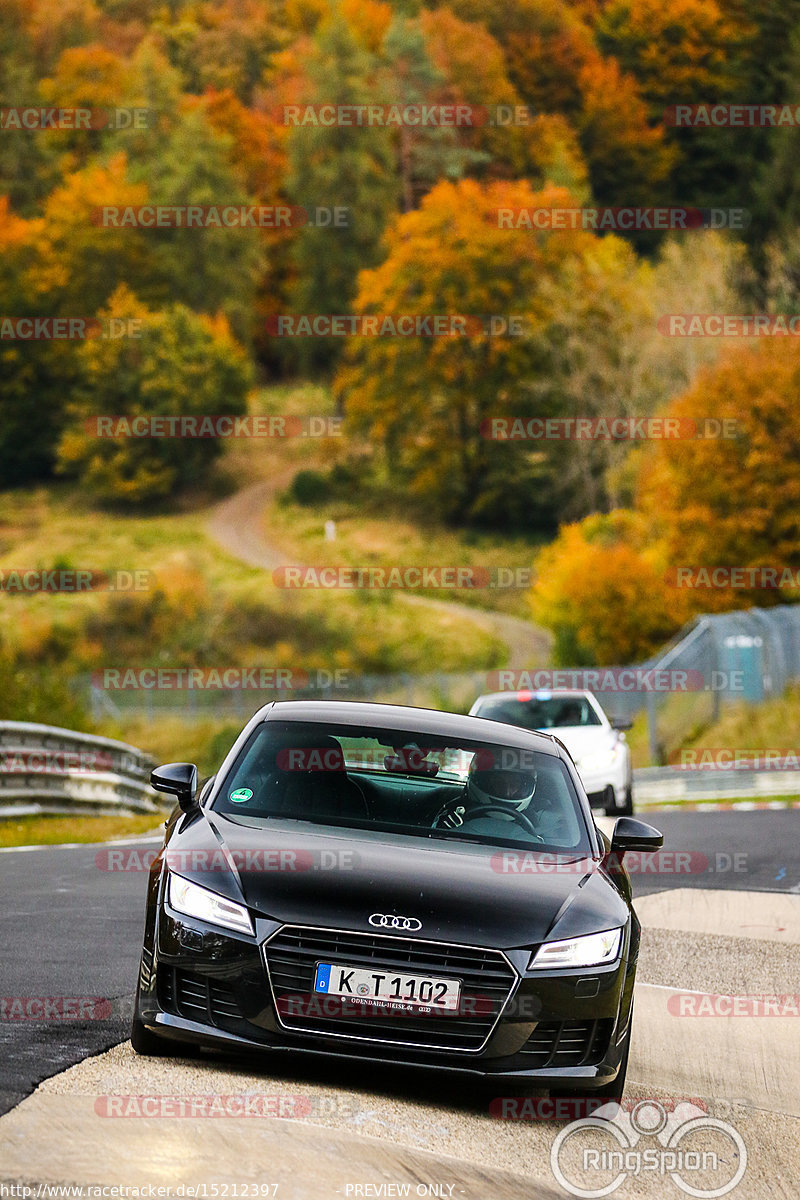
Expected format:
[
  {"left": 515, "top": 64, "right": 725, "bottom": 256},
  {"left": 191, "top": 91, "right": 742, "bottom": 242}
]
[
  {"left": 618, "top": 807, "right": 800, "bottom": 895},
  {"left": 1, "top": 808, "right": 797, "bottom": 1118},
  {"left": 0, "top": 836, "right": 157, "bottom": 1116}
]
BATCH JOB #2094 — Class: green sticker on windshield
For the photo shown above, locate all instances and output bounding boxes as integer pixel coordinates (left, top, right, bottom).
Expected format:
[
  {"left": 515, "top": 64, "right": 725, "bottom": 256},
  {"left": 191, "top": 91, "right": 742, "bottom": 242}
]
[{"left": 229, "top": 788, "right": 253, "bottom": 803}]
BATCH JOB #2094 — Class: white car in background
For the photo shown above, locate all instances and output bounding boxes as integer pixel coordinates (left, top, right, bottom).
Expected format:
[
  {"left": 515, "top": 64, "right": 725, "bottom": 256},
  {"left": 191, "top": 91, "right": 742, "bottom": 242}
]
[{"left": 469, "top": 688, "right": 634, "bottom": 815}]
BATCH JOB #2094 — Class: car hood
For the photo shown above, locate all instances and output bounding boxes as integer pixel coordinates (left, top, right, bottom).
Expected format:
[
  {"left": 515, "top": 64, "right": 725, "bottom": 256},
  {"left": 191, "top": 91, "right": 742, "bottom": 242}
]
[
  {"left": 542, "top": 726, "right": 616, "bottom": 763},
  {"left": 166, "top": 811, "right": 628, "bottom": 951}
]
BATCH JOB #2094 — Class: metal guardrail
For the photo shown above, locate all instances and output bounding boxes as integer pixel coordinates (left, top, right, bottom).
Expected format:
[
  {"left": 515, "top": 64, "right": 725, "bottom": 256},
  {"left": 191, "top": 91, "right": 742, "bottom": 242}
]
[
  {"left": 633, "top": 765, "right": 800, "bottom": 806},
  {"left": 0, "top": 721, "right": 160, "bottom": 816}
]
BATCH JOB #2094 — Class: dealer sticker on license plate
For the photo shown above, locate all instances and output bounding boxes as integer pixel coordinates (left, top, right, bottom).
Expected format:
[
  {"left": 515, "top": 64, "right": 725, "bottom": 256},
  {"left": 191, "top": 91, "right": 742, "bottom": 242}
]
[{"left": 314, "top": 962, "right": 461, "bottom": 1011}]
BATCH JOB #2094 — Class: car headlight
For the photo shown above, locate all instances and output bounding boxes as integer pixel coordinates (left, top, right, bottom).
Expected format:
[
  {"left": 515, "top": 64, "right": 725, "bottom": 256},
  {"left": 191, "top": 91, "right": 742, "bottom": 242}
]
[
  {"left": 168, "top": 873, "right": 254, "bottom": 936},
  {"left": 528, "top": 927, "right": 622, "bottom": 970}
]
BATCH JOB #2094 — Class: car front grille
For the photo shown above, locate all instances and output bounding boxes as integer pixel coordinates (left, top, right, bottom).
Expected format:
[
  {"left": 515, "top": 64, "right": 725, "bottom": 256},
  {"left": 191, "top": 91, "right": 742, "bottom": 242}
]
[
  {"left": 263, "top": 925, "right": 518, "bottom": 1052},
  {"left": 158, "top": 967, "right": 246, "bottom": 1032},
  {"left": 519, "top": 1019, "right": 613, "bottom": 1067}
]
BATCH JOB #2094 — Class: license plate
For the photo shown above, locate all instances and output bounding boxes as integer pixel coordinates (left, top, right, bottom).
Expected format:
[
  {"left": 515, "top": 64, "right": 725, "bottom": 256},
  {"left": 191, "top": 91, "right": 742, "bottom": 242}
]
[{"left": 314, "top": 962, "right": 461, "bottom": 1011}]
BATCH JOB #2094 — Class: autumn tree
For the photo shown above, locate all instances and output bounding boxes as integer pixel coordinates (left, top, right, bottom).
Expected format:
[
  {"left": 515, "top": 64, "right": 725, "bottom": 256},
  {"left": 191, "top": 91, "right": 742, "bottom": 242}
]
[
  {"left": 576, "top": 53, "right": 675, "bottom": 208},
  {"left": 125, "top": 107, "right": 264, "bottom": 344},
  {"left": 150, "top": 0, "right": 289, "bottom": 102},
  {"left": 286, "top": 14, "right": 399, "bottom": 370},
  {"left": 24, "top": 152, "right": 154, "bottom": 316},
  {"left": 637, "top": 339, "right": 800, "bottom": 611},
  {"left": 430, "top": 0, "right": 674, "bottom": 210},
  {"left": 0, "top": 0, "right": 55, "bottom": 212},
  {"left": 335, "top": 178, "right": 638, "bottom": 529},
  {"left": 57, "top": 286, "right": 253, "bottom": 505},
  {"left": 380, "top": 16, "right": 485, "bottom": 211},
  {"left": 530, "top": 511, "right": 687, "bottom": 665},
  {"left": 594, "top": 0, "right": 742, "bottom": 115},
  {"left": 419, "top": 7, "right": 589, "bottom": 192},
  {"left": 0, "top": 197, "right": 77, "bottom": 485}
]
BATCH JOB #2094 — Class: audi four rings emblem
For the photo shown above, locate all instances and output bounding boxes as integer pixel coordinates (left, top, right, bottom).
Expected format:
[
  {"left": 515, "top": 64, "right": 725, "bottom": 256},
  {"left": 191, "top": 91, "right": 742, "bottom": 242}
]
[{"left": 369, "top": 914, "right": 423, "bottom": 931}]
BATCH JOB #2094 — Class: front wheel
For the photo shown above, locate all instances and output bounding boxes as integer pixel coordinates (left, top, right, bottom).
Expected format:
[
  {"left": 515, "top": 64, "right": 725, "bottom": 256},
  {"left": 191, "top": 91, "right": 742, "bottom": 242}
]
[
  {"left": 130, "top": 1011, "right": 174, "bottom": 1057},
  {"left": 592, "top": 1030, "right": 630, "bottom": 1102}
]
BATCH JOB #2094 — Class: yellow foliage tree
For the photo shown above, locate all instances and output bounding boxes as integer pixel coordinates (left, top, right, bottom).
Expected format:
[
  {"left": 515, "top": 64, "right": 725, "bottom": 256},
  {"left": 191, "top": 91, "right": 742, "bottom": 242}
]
[
  {"left": 638, "top": 339, "right": 800, "bottom": 612},
  {"left": 530, "top": 512, "right": 689, "bottom": 665}
]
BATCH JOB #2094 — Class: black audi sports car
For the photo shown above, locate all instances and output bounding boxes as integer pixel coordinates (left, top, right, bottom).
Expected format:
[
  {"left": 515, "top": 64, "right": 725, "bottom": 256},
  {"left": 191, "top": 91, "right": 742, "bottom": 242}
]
[{"left": 132, "top": 701, "right": 662, "bottom": 1098}]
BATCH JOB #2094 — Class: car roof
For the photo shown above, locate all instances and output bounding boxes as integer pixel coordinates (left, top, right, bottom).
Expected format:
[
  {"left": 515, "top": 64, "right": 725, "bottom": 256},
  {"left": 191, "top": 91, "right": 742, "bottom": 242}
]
[
  {"left": 258, "top": 699, "right": 562, "bottom": 756},
  {"left": 473, "top": 690, "right": 596, "bottom": 703}
]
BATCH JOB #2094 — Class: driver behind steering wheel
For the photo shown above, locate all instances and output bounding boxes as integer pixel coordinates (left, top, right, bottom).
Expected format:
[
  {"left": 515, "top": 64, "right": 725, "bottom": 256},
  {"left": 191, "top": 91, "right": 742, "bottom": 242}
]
[{"left": 435, "top": 756, "right": 541, "bottom": 837}]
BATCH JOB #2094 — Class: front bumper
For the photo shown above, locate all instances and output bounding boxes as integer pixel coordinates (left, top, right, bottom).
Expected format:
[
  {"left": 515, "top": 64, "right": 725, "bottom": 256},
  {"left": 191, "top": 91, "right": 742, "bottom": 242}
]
[
  {"left": 577, "top": 757, "right": 629, "bottom": 806},
  {"left": 136, "top": 904, "right": 636, "bottom": 1088}
]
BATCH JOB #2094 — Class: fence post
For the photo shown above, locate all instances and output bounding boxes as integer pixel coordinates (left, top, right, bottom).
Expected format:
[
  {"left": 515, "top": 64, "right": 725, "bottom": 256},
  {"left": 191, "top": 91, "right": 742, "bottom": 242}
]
[{"left": 646, "top": 690, "right": 660, "bottom": 765}]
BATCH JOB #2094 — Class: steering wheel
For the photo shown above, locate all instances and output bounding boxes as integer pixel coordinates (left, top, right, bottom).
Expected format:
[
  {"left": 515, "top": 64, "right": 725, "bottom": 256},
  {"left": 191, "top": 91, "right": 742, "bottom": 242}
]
[{"left": 432, "top": 800, "right": 544, "bottom": 840}]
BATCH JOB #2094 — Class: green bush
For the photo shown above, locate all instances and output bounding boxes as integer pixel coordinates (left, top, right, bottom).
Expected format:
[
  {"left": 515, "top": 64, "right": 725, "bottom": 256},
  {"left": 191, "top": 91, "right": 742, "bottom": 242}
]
[{"left": 289, "top": 468, "right": 332, "bottom": 506}]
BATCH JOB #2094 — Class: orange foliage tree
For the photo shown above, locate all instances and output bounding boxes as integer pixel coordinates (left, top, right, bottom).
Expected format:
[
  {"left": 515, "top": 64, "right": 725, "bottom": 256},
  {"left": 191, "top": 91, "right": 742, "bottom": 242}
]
[
  {"left": 530, "top": 512, "right": 688, "bottom": 665},
  {"left": 336, "top": 177, "right": 633, "bottom": 527},
  {"left": 594, "top": 0, "right": 744, "bottom": 116},
  {"left": 637, "top": 340, "right": 800, "bottom": 612}
]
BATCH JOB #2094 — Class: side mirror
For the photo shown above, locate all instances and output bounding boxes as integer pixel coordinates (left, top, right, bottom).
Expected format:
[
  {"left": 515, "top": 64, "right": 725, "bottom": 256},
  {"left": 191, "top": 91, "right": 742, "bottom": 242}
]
[
  {"left": 610, "top": 817, "right": 663, "bottom": 854},
  {"left": 151, "top": 762, "right": 198, "bottom": 812},
  {"left": 611, "top": 718, "right": 633, "bottom": 732}
]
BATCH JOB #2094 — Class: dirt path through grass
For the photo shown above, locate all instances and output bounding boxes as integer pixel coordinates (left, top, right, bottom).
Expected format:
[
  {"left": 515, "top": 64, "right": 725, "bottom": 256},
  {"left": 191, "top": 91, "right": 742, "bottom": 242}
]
[{"left": 208, "top": 482, "right": 551, "bottom": 670}]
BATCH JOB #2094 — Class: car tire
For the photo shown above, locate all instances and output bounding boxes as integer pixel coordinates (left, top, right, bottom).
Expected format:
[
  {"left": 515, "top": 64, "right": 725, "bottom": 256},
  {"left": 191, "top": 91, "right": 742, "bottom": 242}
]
[
  {"left": 605, "top": 784, "right": 634, "bottom": 817},
  {"left": 549, "top": 1028, "right": 630, "bottom": 1108},
  {"left": 619, "top": 784, "right": 634, "bottom": 817},
  {"left": 593, "top": 1029, "right": 630, "bottom": 1101},
  {"left": 130, "top": 1011, "right": 173, "bottom": 1057}
]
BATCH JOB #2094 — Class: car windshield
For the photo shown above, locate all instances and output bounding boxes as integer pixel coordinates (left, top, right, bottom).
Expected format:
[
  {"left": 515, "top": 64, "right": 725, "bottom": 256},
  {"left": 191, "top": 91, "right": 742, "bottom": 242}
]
[
  {"left": 476, "top": 695, "right": 602, "bottom": 730},
  {"left": 212, "top": 720, "right": 592, "bottom": 853}
]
